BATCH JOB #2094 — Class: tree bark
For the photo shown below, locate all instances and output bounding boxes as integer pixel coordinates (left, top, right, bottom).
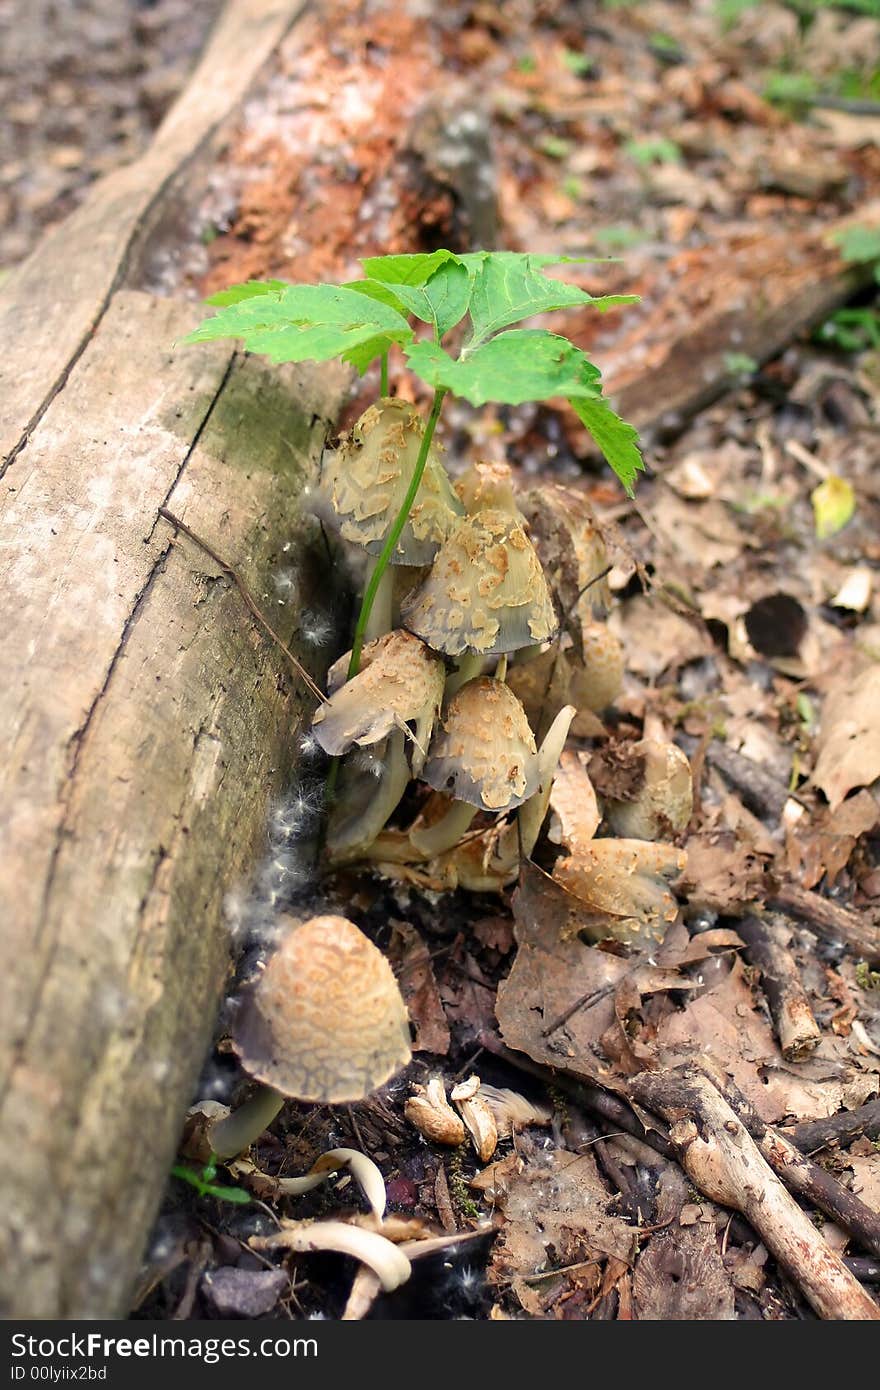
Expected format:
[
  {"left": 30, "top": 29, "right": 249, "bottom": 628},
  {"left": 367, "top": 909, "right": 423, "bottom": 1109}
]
[{"left": 0, "top": 0, "right": 344, "bottom": 1318}]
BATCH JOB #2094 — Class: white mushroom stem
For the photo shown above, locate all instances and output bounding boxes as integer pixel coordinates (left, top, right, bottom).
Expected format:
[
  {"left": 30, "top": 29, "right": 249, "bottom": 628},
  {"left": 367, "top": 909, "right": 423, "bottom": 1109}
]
[
  {"left": 518, "top": 704, "right": 577, "bottom": 858},
  {"left": 443, "top": 652, "right": 485, "bottom": 699},
  {"left": 408, "top": 799, "right": 478, "bottom": 858},
  {"left": 275, "top": 1148, "right": 387, "bottom": 1221},
  {"left": 363, "top": 560, "right": 394, "bottom": 643},
  {"left": 251, "top": 1220, "right": 412, "bottom": 1293},
  {"left": 208, "top": 1085, "right": 285, "bottom": 1161},
  {"left": 327, "top": 729, "right": 410, "bottom": 861}
]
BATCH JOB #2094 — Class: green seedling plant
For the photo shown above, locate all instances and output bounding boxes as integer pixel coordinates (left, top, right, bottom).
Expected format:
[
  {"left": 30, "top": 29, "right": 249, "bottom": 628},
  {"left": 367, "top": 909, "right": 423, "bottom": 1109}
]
[
  {"left": 185, "top": 249, "right": 643, "bottom": 682},
  {"left": 171, "top": 1156, "right": 251, "bottom": 1204}
]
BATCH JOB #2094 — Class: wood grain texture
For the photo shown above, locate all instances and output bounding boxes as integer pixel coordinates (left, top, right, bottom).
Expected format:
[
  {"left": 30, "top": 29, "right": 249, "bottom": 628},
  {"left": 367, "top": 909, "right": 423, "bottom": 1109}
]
[
  {"left": 0, "top": 289, "right": 349, "bottom": 1317},
  {"left": 0, "top": 0, "right": 307, "bottom": 472}
]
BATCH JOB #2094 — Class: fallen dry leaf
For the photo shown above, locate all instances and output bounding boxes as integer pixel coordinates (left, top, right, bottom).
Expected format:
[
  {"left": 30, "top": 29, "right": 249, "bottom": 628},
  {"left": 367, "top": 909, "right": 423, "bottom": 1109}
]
[{"left": 811, "top": 664, "right": 880, "bottom": 812}]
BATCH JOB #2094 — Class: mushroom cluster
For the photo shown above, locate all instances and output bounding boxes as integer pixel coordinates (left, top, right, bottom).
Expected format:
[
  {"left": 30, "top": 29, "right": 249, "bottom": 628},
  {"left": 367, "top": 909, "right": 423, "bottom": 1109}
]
[{"left": 314, "top": 406, "right": 628, "bottom": 881}]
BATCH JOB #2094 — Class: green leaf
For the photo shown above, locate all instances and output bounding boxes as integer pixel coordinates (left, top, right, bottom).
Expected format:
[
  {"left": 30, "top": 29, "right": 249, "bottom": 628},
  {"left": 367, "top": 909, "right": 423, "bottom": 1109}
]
[
  {"left": 184, "top": 283, "right": 413, "bottom": 371},
  {"left": 570, "top": 396, "right": 645, "bottom": 496},
  {"left": 343, "top": 278, "right": 409, "bottom": 315},
  {"left": 205, "top": 279, "right": 287, "bottom": 306},
  {"left": 811, "top": 475, "right": 856, "bottom": 539},
  {"left": 406, "top": 329, "right": 602, "bottom": 406},
  {"left": 831, "top": 224, "right": 880, "bottom": 265},
  {"left": 466, "top": 252, "right": 636, "bottom": 346},
  {"left": 357, "top": 260, "right": 472, "bottom": 338},
  {"left": 360, "top": 250, "right": 463, "bottom": 287},
  {"left": 625, "top": 137, "right": 682, "bottom": 166}
]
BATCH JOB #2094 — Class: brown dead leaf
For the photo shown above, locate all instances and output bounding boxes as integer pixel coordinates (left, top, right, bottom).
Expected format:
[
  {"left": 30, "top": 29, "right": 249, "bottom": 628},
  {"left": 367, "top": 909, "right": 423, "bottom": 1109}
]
[
  {"left": 553, "top": 839, "right": 686, "bottom": 946},
  {"left": 678, "top": 831, "right": 766, "bottom": 912},
  {"left": 786, "top": 789, "right": 879, "bottom": 889},
  {"left": 389, "top": 921, "right": 450, "bottom": 1055},
  {"left": 811, "top": 664, "right": 880, "bottom": 812},
  {"left": 633, "top": 1223, "right": 735, "bottom": 1321},
  {"left": 548, "top": 750, "right": 601, "bottom": 852},
  {"left": 486, "top": 1133, "right": 637, "bottom": 1316},
  {"left": 609, "top": 594, "right": 709, "bottom": 680}
]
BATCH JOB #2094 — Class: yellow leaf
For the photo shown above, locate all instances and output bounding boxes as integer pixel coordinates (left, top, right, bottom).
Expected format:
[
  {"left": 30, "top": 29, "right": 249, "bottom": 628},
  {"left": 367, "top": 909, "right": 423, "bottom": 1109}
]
[{"left": 811, "top": 475, "right": 855, "bottom": 539}]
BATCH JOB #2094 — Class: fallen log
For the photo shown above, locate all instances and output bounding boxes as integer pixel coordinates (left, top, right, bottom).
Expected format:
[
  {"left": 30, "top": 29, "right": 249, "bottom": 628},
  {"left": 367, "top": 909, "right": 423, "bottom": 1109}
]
[{"left": 0, "top": 0, "right": 346, "bottom": 1320}]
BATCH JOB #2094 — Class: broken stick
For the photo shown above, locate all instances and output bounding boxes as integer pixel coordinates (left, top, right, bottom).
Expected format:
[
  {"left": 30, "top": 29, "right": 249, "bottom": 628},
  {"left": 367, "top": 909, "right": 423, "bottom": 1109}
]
[
  {"left": 767, "top": 885, "right": 880, "bottom": 966},
  {"left": 737, "top": 915, "right": 821, "bottom": 1060},
  {"left": 628, "top": 1066, "right": 880, "bottom": 1320}
]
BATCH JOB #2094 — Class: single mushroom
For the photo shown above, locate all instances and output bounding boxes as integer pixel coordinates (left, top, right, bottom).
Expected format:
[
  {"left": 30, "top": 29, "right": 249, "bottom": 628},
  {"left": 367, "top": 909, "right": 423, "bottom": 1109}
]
[
  {"left": 400, "top": 464, "right": 557, "bottom": 659},
  {"left": 602, "top": 738, "right": 693, "bottom": 841},
  {"left": 312, "top": 629, "right": 445, "bottom": 777},
  {"left": 209, "top": 915, "right": 412, "bottom": 1159},
  {"left": 411, "top": 679, "right": 575, "bottom": 865},
  {"left": 322, "top": 399, "right": 463, "bottom": 637}
]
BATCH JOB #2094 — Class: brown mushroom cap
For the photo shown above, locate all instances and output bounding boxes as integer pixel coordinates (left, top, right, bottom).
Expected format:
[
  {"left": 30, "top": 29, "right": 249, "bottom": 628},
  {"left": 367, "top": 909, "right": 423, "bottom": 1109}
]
[
  {"left": 234, "top": 915, "right": 412, "bottom": 1103},
  {"left": 312, "top": 629, "right": 445, "bottom": 770},
  {"left": 322, "top": 399, "right": 462, "bottom": 564},
  {"left": 422, "top": 676, "right": 539, "bottom": 811},
  {"left": 454, "top": 460, "right": 521, "bottom": 517},
  {"left": 400, "top": 509, "right": 558, "bottom": 656},
  {"left": 520, "top": 483, "right": 612, "bottom": 655}
]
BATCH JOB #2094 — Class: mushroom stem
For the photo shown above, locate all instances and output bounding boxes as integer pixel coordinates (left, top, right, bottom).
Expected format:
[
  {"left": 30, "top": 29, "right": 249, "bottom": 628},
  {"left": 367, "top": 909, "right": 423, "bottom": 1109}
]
[
  {"left": 208, "top": 1084, "right": 285, "bottom": 1160},
  {"left": 347, "top": 387, "right": 447, "bottom": 680},
  {"left": 518, "top": 703, "right": 577, "bottom": 858},
  {"left": 408, "top": 798, "right": 478, "bottom": 858},
  {"left": 327, "top": 729, "right": 411, "bottom": 861},
  {"left": 444, "top": 652, "right": 485, "bottom": 699},
  {"left": 363, "top": 561, "right": 394, "bottom": 643}
]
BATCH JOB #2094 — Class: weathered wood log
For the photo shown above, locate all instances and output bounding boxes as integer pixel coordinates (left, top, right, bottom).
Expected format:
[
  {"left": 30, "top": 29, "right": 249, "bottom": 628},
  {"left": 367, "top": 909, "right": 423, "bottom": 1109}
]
[
  {"left": 580, "top": 201, "right": 880, "bottom": 438},
  {"left": 0, "top": 0, "right": 347, "bottom": 1319}
]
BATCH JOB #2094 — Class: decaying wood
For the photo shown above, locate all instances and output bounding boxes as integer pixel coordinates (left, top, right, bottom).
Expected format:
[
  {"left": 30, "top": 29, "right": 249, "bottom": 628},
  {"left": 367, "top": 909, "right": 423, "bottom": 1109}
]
[
  {"left": 705, "top": 744, "right": 790, "bottom": 824},
  {"left": 0, "top": 0, "right": 306, "bottom": 471},
  {"left": 737, "top": 916, "right": 821, "bottom": 1061},
  {"left": 788, "top": 1097, "right": 880, "bottom": 1156},
  {"left": 628, "top": 1067, "right": 880, "bottom": 1320},
  {"left": 767, "top": 885, "right": 880, "bottom": 966},
  {"left": 0, "top": 288, "right": 347, "bottom": 1319},
  {"left": 598, "top": 201, "right": 880, "bottom": 437}
]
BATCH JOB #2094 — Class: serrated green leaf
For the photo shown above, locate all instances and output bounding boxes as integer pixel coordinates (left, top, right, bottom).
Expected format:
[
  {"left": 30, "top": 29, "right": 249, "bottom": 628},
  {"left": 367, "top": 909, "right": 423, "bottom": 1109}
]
[
  {"left": 389, "top": 259, "right": 471, "bottom": 337},
  {"left": 184, "top": 283, "right": 413, "bottom": 370},
  {"left": 466, "top": 252, "right": 636, "bottom": 345},
  {"left": 343, "top": 277, "right": 409, "bottom": 315},
  {"left": 570, "top": 396, "right": 645, "bottom": 496},
  {"left": 360, "top": 250, "right": 462, "bottom": 287},
  {"left": 406, "top": 330, "right": 602, "bottom": 406},
  {"left": 205, "top": 279, "right": 287, "bottom": 307}
]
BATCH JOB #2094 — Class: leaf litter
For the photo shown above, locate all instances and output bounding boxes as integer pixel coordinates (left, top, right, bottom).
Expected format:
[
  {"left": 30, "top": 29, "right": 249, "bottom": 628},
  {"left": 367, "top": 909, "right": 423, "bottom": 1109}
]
[{"left": 137, "top": 0, "right": 880, "bottom": 1322}]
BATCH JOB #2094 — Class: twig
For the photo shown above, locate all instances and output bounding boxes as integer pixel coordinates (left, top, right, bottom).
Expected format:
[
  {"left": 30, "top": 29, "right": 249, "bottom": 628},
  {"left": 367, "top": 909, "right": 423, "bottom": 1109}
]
[
  {"left": 627, "top": 1066, "right": 880, "bottom": 1320},
  {"left": 706, "top": 742, "right": 790, "bottom": 822},
  {"left": 737, "top": 915, "right": 821, "bottom": 1060},
  {"left": 157, "top": 507, "right": 327, "bottom": 705},
  {"left": 787, "top": 1097, "right": 880, "bottom": 1156},
  {"left": 767, "top": 884, "right": 880, "bottom": 966},
  {"left": 720, "top": 1079, "right": 880, "bottom": 1262}
]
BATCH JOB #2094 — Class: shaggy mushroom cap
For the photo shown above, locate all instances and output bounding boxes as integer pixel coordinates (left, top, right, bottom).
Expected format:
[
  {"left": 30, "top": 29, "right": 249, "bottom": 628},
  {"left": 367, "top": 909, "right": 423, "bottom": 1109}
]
[
  {"left": 422, "top": 677, "right": 539, "bottom": 811},
  {"left": 400, "top": 509, "right": 558, "bottom": 656},
  {"left": 323, "top": 399, "right": 462, "bottom": 564},
  {"left": 454, "top": 460, "right": 522, "bottom": 517},
  {"left": 520, "top": 483, "right": 612, "bottom": 655},
  {"left": 233, "top": 915, "right": 412, "bottom": 1103},
  {"left": 312, "top": 629, "right": 445, "bottom": 771}
]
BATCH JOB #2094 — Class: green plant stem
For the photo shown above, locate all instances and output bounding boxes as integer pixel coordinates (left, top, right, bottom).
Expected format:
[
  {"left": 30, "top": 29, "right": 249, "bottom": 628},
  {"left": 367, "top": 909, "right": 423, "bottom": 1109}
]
[
  {"left": 346, "top": 387, "right": 447, "bottom": 680},
  {"left": 380, "top": 351, "right": 389, "bottom": 396}
]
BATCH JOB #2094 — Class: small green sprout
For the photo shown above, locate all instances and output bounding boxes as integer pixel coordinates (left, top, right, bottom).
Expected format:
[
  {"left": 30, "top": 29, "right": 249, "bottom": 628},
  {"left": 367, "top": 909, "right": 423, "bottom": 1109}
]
[
  {"left": 561, "top": 48, "right": 595, "bottom": 76},
  {"left": 724, "top": 351, "right": 758, "bottom": 377},
  {"left": 539, "top": 134, "right": 573, "bottom": 160},
  {"left": 171, "top": 1156, "right": 251, "bottom": 1204}
]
